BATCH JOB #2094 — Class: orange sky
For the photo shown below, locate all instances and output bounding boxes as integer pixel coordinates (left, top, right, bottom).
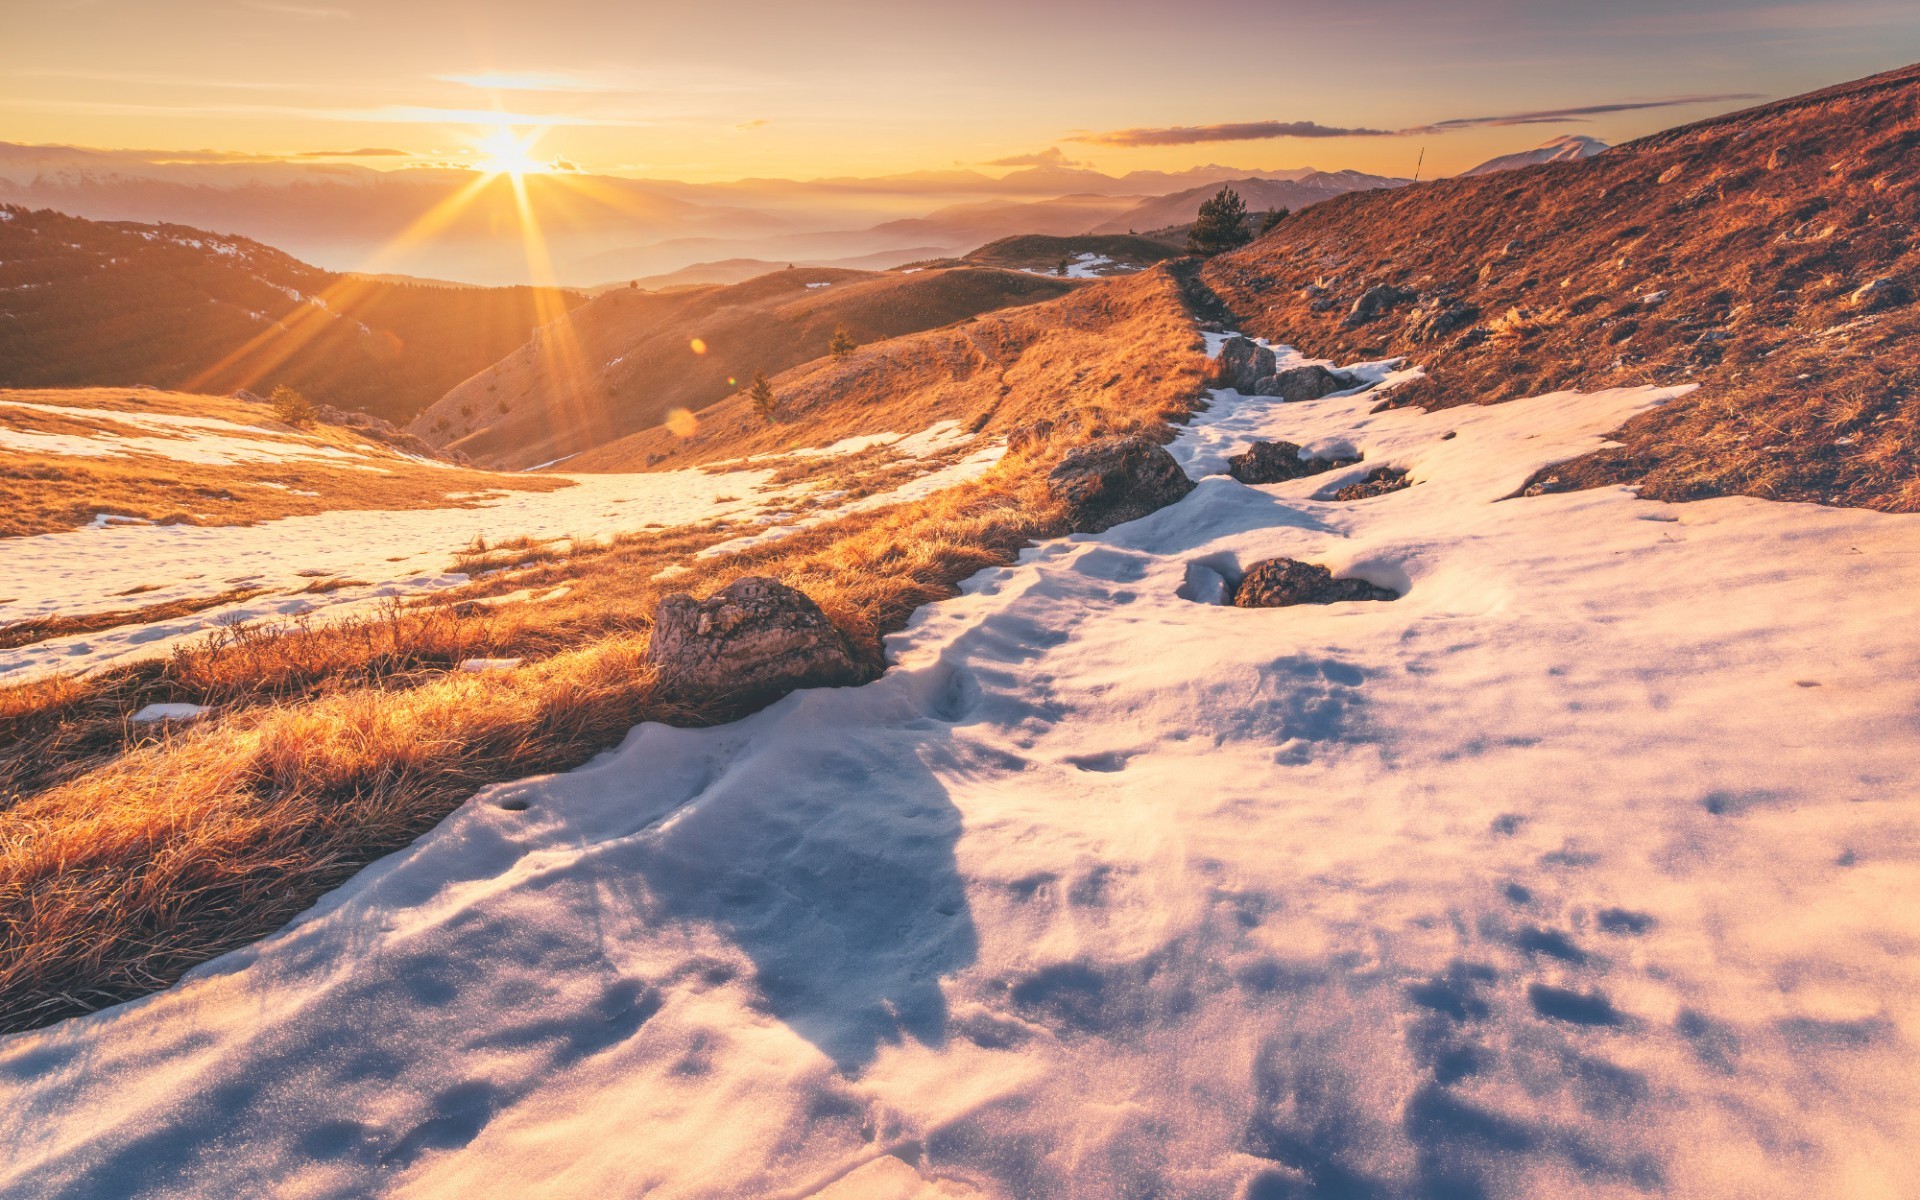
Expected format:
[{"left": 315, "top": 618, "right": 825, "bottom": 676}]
[{"left": 7, "top": 0, "right": 1919, "bottom": 180}]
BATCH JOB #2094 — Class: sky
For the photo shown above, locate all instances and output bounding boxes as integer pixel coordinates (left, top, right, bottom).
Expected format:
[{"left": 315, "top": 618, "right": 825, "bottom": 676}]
[{"left": 7, "top": 0, "right": 1920, "bottom": 181}]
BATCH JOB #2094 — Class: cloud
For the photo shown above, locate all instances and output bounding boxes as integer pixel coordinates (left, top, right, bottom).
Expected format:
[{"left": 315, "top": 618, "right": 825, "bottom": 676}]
[
  {"left": 436, "top": 71, "right": 609, "bottom": 93},
  {"left": 1073, "top": 94, "right": 1764, "bottom": 147},
  {"left": 984, "top": 146, "right": 1086, "bottom": 168},
  {"left": 295, "top": 147, "right": 410, "bottom": 157},
  {"left": 1411, "top": 94, "right": 1763, "bottom": 132},
  {"left": 736, "top": 118, "right": 769, "bottom": 130},
  {"left": 1072, "top": 120, "right": 1395, "bottom": 147},
  {"left": 244, "top": 0, "right": 349, "bottom": 17}
]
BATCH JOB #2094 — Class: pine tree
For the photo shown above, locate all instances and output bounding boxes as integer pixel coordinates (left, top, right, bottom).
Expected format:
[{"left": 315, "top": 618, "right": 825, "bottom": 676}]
[
  {"left": 747, "top": 370, "right": 778, "bottom": 423},
  {"left": 269, "top": 384, "right": 316, "bottom": 427},
  {"left": 1260, "top": 207, "right": 1291, "bottom": 235},
  {"left": 1187, "top": 186, "right": 1252, "bottom": 257},
  {"left": 828, "top": 325, "right": 857, "bottom": 358}
]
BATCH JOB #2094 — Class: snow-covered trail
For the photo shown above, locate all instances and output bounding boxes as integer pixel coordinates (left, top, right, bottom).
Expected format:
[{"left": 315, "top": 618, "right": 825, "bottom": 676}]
[{"left": 4, "top": 353, "right": 1919, "bottom": 1198}]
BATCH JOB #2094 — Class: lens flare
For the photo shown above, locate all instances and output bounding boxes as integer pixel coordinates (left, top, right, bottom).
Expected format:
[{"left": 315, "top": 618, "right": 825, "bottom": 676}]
[
  {"left": 666, "top": 408, "right": 698, "bottom": 438},
  {"left": 689, "top": 338, "right": 708, "bottom": 356}
]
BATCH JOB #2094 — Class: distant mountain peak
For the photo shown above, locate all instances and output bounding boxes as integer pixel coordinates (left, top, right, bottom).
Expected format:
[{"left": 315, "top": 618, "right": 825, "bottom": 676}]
[{"left": 1460, "top": 135, "right": 1609, "bottom": 177}]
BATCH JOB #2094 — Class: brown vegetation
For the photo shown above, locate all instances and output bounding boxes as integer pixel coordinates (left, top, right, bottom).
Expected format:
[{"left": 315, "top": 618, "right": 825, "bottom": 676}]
[
  {"left": 1203, "top": 62, "right": 1920, "bottom": 511},
  {"left": 0, "top": 388, "right": 570, "bottom": 537},
  {"left": 413, "top": 265, "right": 1078, "bottom": 469},
  {"left": 0, "top": 266, "right": 1207, "bottom": 1032}
]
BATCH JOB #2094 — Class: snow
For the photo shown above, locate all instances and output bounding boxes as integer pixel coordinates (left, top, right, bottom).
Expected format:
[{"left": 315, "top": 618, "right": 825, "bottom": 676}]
[
  {"left": 129, "top": 702, "right": 210, "bottom": 723},
  {"left": 0, "top": 399, "right": 372, "bottom": 468},
  {"left": 3, "top": 339, "right": 1915, "bottom": 1196},
  {"left": 0, "top": 423, "right": 1000, "bottom": 682},
  {"left": 458, "top": 658, "right": 524, "bottom": 673},
  {"left": 1019, "top": 252, "right": 1141, "bottom": 280}
]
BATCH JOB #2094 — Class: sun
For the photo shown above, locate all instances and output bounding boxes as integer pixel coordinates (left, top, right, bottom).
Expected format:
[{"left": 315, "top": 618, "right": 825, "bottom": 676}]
[{"left": 474, "top": 127, "right": 550, "bottom": 179}]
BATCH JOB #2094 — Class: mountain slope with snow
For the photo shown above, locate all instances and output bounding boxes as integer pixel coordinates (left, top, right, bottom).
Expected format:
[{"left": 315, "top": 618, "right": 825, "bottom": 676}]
[
  {"left": 3, "top": 340, "right": 1913, "bottom": 1198},
  {"left": 1461, "top": 135, "right": 1609, "bottom": 176}
]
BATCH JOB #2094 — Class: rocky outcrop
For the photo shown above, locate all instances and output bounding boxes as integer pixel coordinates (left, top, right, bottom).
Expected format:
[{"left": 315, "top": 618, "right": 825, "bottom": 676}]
[
  {"left": 1852, "top": 277, "right": 1910, "bottom": 312},
  {"left": 646, "top": 576, "right": 864, "bottom": 702},
  {"left": 1226, "top": 440, "right": 1360, "bottom": 485},
  {"left": 1343, "top": 284, "right": 1417, "bottom": 328},
  {"left": 1212, "top": 337, "right": 1277, "bottom": 392},
  {"left": 1047, "top": 436, "right": 1196, "bottom": 533},
  {"left": 1232, "top": 559, "right": 1400, "bottom": 608},
  {"left": 1408, "top": 299, "right": 1481, "bottom": 343},
  {"left": 1213, "top": 338, "right": 1359, "bottom": 401},
  {"left": 1255, "top": 364, "right": 1357, "bottom": 402},
  {"left": 1329, "top": 467, "right": 1411, "bottom": 501}
]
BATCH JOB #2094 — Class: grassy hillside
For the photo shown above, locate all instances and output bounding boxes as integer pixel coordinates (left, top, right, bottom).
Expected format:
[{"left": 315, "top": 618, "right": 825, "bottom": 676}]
[
  {"left": 0, "top": 266, "right": 1204, "bottom": 1030},
  {"left": 953, "top": 233, "right": 1183, "bottom": 273},
  {"left": 0, "top": 207, "right": 583, "bottom": 423},
  {"left": 413, "top": 265, "right": 1075, "bottom": 469},
  {"left": 1202, "top": 62, "right": 1920, "bottom": 511}
]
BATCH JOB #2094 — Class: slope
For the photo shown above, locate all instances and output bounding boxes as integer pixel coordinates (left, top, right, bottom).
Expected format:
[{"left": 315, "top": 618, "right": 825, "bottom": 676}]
[
  {"left": 1094, "top": 170, "right": 1407, "bottom": 233},
  {"left": 0, "top": 206, "right": 584, "bottom": 423},
  {"left": 413, "top": 266, "right": 1076, "bottom": 470},
  {"left": 1202, "top": 60, "right": 1920, "bottom": 511}
]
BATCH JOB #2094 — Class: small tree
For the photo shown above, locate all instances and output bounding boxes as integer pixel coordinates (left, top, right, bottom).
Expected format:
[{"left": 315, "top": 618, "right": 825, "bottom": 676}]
[
  {"left": 828, "top": 325, "right": 857, "bottom": 358},
  {"left": 1187, "top": 186, "right": 1252, "bottom": 257},
  {"left": 269, "top": 384, "right": 315, "bottom": 427},
  {"left": 1055, "top": 257, "right": 1070, "bottom": 276},
  {"left": 1260, "top": 207, "right": 1291, "bottom": 235},
  {"left": 746, "top": 370, "right": 778, "bottom": 423}
]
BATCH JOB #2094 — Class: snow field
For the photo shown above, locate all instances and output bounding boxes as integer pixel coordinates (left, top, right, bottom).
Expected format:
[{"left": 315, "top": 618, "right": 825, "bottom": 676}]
[{"left": 1, "top": 344, "right": 1917, "bottom": 1197}]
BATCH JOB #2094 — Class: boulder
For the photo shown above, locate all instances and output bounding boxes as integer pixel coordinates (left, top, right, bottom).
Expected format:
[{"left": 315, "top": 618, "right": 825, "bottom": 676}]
[
  {"left": 1343, "top": 284, "right": 1417, "bottom": 328},
  {"left": 1047, "top": 436, "right": 1195, "bottom": 533},
  {"left": 230, "top": 389, "right": 267, "bottom": 404},
  {"left": 1251, "top": 364, "right": 1358, "bottom": 402},
  {"left": 646, "top": 576, "right": 863, "bottom": 702},
  {"left": 1232, "top": 559, "right": 1399, "bottom": 608},
  {"left": 1329, "top": 467, "right": 1411, "bottom": 501},
  {"left": 1409, "top": 299, "right": 1481, "bottom": 343},
  {"left": 1852, "top": 277, "right": 1910, "bottom": 312},
  {"left": 1227, "top": 440, "right": 1360, "bottom": 485},
  {"left": 1212, "top": 336, "right": 1277, "bottom": 392}
]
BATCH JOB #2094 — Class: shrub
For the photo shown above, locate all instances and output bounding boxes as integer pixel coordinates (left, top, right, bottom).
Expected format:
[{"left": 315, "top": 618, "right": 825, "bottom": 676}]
[
  {"left": 269, "top": 385, "right": 316, "bottom": 427},
  {"left": 828, "top": 326, "right": 857, "bottom": 358},
  {"left": 1261, "top": 207, "right": 1291, "bottom": 235}
]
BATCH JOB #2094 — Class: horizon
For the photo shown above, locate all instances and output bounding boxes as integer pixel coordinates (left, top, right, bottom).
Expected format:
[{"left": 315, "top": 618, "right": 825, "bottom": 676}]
[{"left": 9, "top": 1, "right": 1920, "bottom": 183}]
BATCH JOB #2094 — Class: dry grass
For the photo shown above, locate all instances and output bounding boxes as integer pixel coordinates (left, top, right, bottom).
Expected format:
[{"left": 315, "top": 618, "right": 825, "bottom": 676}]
[
  {"left": 0, "top": 388, "right": 571, "bottom": 538},
  {"left": 0, "top": 266, "right": 1207, "bottom": 1032},
  {"left": 0, "top": 587, "right": 269, "bottom": 650},
  {"left": 1202, "top": 61, "right": 1920, "bottom": 511}
]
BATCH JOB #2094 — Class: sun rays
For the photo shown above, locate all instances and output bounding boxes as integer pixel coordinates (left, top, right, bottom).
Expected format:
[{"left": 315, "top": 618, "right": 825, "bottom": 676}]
[{"left": 186, "top": 123, "right": 616, "bottom": 447}]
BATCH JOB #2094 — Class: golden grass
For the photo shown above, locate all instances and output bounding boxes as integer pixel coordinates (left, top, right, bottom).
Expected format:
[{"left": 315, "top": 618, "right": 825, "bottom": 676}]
[
  {"left": 0, "top": 587, "right": 269, "bottom": 651},
  {"left": 0, "top": 267, "right": 1206, "bottom": 1032},
  {"left": 0, "top": 388, "right": 571, "bottom": 538}
]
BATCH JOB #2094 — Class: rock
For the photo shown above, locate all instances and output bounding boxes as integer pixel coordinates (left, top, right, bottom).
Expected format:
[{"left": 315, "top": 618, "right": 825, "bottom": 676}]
[
  {"left": 1232, "top": 559, "right": 1399, "bottom": 608},
  {"left": 1851, "top": 277, "right": 1910, "bottom": 312},
  {"left": 230, "top": 389, "right": 267, "bottom": 404},
  {"left": 1047, "top": 436, "right": 1195, "bottom": 533},
  {"left": 1211, "top": 336, "right": 1277, "bottom": 392},
  {"left": 1329, "top": 467, "right": 1411, "bottom": 501},
  {"left": 1309, "top": 296, "right": 1337, "bottom": 313},
  {"left": 1409, "top": 299, "right": 1481, "bottom": 343},
  {"left": 1251, "top": 364, "right": 1358, "bottom": 402},
  {"left": 646, "top": 576, "right": 863, "bottom": 702},
  {"left": 1226, "top": 440, "right": 1360, "bottom": 485},
  {"left": 1343, "top": 284, "right": 1416, "bottom": 328}
]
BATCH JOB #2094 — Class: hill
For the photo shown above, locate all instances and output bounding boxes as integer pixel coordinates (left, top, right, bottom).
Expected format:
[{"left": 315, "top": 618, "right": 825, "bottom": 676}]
[
  {"left": 952, "top": 232, "right": 1184, "bottom": 275},
  {"left": 1462, "top": 134, "right": 1610, "bottom": 176},
  {"left": 1093, "top": 170, "right": 1406, "bottom": 234},
  {"left": 412, "top": 265, "right": 1077, "bottom": 469},
  {"left": 1202, "top": 62, "right": 1920, "bottom": 511},
  {"left": 0, "top": 207, "right": 583, "bottom": 423}
]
